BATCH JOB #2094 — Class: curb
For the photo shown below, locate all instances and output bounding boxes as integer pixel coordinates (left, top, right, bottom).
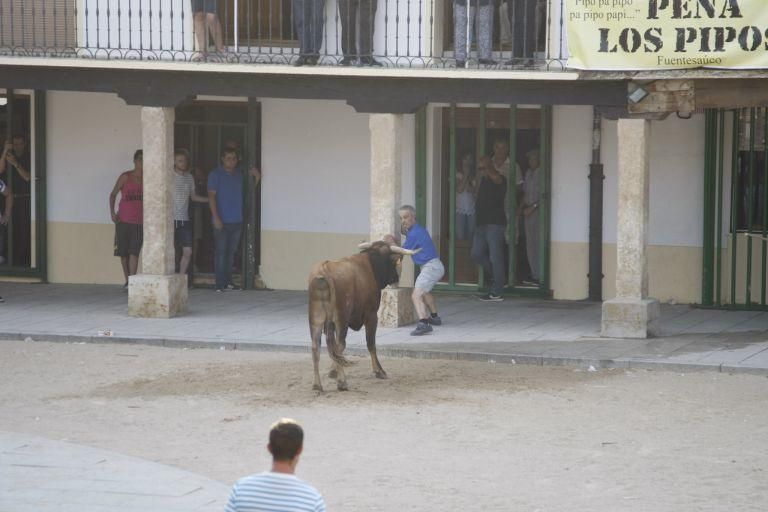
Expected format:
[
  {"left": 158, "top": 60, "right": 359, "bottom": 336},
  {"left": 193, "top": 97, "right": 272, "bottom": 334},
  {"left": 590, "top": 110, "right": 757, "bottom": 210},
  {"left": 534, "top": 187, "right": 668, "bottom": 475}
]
[{"left": 2, "top": 331, "right": 766, "bottom": 376}]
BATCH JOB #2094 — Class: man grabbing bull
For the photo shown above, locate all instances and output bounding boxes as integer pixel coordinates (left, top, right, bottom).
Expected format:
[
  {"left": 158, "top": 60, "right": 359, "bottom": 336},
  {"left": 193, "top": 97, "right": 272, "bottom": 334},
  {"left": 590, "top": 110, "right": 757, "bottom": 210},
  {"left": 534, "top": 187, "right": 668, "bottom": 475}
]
[{"left": 397, "top": 205, "right": 445, "bottom": 336}]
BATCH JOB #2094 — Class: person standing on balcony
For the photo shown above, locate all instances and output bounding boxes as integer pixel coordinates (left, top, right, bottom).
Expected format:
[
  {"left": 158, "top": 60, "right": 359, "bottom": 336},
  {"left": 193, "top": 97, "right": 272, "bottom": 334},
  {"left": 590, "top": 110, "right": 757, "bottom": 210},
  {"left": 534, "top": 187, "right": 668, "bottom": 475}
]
[
  {"left": 507, "top": 0, "right": 536, "bottom": 66},
  {"left": 453, "top": 0, "right": 496, "bottom": 68},
  {"left": 293, "top": 0, "right": 326, "bottom": 66},
  {"left": 192, "top": 0, "right": 225, "bottom": 58},
  {"left": 109, "top": 150, "right": 144, "bottom": 289},
  {"left": 338, "top": 0, "right": 382, "bottom": 66}
]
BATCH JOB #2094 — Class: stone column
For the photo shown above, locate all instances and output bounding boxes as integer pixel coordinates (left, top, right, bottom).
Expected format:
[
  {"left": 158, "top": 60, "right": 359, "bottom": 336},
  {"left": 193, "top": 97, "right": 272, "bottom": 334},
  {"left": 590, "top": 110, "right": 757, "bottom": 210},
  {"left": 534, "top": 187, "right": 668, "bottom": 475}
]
[
  {"left": 128, "top": 107, "right": 188, "bottom": 318},
  {"left": 370, "top": 114, "right": 416, "bottom": 327},
  {"left": 601, "top": 118, "right": 660, "bottom": 338}
]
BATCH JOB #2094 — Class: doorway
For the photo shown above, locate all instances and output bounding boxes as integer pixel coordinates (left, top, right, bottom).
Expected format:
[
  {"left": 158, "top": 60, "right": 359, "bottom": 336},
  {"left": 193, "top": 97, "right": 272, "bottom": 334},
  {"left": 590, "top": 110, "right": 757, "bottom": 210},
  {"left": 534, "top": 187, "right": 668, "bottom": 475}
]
[
  {"left": 417, "top": 104, "right": 552, "bottom": 295},
  {"left": 0, "top": 90, "right": 47, "bottom": 279},
  {"left": 174, "top": 100, "right": 261, "bottom": 288}
]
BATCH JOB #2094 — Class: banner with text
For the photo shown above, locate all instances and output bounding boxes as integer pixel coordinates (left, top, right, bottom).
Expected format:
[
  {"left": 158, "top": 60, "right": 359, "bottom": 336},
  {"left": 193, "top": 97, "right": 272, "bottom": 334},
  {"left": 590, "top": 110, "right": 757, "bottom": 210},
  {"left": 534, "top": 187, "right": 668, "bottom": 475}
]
[{"left": 567, "top": 0, "right": 768, "bottom": 70}]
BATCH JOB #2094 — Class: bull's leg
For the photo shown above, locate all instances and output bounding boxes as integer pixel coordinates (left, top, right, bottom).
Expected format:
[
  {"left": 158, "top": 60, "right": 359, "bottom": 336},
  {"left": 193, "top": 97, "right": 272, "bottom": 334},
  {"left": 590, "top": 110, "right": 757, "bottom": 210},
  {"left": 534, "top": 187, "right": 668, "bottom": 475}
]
[
  {"left": 310, "top": 324, "right": 323, "bottom": 392},
  {"left": 326, "top": 323, "right": 338, "bottom": 379},
  {"left": 339, "top": 326, "right": 348, "bottom": 352},
  {"left": 336, "top": 325, "right": 349, "bottom": 391},
  {"left": 365, "top": 317, "right": 387, "bottom": 379},
  {"left": 335, "top": 361, "right": 348, "bottom": 391}
]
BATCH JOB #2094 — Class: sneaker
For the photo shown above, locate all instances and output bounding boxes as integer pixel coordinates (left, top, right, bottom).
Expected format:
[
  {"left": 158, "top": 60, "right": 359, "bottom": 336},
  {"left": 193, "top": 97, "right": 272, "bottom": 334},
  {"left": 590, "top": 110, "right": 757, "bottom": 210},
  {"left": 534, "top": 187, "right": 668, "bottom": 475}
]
[
  {"left": 410, "top": 322, "right": 433, "bottom": 336},
  {"left": 0, "top": 296, "right": 4, "bottom": 303},
  {"left": 225, "top": 284, "right": 242, "bottom": 291},
  {"left": 478, "top": 293, "right": 503, "bottom": 302},
  {"left": 427, "top": 315, "right": 442, "bottom": 326},
  {"left": 215, "top": 288, "right": 224, "bottom": 293}
]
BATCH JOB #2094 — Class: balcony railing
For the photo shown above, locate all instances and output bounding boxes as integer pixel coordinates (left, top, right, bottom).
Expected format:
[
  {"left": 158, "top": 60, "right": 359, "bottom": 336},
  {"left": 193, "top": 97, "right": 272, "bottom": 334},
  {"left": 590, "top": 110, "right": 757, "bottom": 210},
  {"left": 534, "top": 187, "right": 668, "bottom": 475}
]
[{"left": 0, "top": 0, "right": 569, "bottom": 70}]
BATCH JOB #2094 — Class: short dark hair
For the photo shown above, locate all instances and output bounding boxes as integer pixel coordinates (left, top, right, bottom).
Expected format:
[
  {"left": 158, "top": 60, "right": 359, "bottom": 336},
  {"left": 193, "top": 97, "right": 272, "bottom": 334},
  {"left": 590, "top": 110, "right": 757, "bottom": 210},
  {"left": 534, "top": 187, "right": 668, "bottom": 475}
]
[
  {"left": 268, "top": 418, "right": 304, "bottom": 461},
  {"left": 221, "top": 147, "right": 238, "bottom": 159},
  {"left": 133, "top": 149, "right": 143, "bottom": 161},
  {"left": 174, "top": 148, "right": 190, "bottom": 160},
  {"left": 12, "top": 134, "right": 26, "bottom": 143}
]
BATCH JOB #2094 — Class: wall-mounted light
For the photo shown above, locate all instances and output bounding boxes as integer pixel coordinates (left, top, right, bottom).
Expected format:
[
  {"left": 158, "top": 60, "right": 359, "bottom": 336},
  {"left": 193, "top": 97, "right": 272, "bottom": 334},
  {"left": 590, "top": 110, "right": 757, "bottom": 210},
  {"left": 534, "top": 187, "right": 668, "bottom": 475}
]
[{"left": 627, "top": 86, "right": 648, "bottom": 104}]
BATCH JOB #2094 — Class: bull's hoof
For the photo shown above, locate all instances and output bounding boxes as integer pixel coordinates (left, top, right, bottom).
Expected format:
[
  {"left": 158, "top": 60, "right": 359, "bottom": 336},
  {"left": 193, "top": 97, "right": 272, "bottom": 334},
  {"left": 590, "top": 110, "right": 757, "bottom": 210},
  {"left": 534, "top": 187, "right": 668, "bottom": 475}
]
[
  {"left": 312, "top": 384, "right": 324, "bottom": 392},
  {"left": 375, "top": 371, "right": 388, "bottom": 380},
  {"left": 337, "top": 381, "right": 349, "bottom": 391},
  {"left": 328, "top": 369, "right": 338, "bottom": 379}
]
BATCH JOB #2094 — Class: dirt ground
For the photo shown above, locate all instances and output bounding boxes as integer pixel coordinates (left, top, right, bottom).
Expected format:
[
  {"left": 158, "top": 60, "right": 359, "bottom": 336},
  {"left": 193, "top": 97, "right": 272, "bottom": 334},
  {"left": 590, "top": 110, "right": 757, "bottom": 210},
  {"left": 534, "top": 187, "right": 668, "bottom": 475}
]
[{"left": 1, "top": 340, "right": 767, "bottom": 511}]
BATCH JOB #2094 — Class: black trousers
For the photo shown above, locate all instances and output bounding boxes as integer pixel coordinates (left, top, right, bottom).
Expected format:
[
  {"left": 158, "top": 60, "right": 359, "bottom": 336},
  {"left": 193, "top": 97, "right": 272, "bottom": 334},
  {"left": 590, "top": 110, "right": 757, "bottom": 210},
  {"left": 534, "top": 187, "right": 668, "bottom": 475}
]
[
  {"left": 509, "top": 0, "right": 537, "bottom": 59},
  {"left": 293, "top": 0, "right": 326, "bottom": 56},
  {"left": 338, "top": 0, "right": 377, "bottom": 58}
]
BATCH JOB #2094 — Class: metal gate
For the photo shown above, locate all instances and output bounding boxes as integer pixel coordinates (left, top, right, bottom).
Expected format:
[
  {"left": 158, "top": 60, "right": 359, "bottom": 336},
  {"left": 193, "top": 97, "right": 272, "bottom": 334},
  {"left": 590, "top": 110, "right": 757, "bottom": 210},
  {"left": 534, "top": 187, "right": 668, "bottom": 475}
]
[
  {"left": 702, "top": 108, "right": 768, "bottom": 309},
  {"left": 415, "top": 104, "right": 552, "bottom": 296}
]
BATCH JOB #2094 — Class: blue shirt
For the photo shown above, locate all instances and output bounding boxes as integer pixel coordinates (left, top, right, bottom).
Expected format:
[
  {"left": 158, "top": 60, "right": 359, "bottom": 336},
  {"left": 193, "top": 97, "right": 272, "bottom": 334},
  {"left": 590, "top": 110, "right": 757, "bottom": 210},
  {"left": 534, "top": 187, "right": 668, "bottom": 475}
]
[
  {"left": 402, "top": 223, "right": 438, "bottom": 265},
  {"left": 208, "top": 166, "right": 244, "bottom": 224},
  {"left": 225, "top": 472, "right": 326, "bottom": 512}
]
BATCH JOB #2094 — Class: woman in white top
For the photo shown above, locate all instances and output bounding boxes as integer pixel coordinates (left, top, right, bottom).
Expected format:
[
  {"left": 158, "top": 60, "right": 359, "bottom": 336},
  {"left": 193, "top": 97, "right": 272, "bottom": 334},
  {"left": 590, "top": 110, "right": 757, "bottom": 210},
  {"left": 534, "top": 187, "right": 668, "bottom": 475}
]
[{"left": 456, "top": 153, "right": 478, "bottom": 241}]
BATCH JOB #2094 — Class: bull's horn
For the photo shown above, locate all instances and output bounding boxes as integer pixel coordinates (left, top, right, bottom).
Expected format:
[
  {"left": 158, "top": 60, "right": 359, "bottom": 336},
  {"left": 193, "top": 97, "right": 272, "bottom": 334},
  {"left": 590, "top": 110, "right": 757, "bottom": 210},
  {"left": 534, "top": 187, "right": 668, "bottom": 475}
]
[
  {"left": 390, "top": 246, "right": 421, "bottom": 256},
  {"left": 358, "top": 242, "right": 373, "bottom": 249}
]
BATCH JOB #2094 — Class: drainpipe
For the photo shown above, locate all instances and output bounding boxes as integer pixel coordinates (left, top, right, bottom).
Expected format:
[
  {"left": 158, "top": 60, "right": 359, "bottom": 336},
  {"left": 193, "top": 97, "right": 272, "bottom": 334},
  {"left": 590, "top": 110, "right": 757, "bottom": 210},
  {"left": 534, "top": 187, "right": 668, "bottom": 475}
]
[{"left": 588, "top": 107, "right": 604, "bottom": 301}]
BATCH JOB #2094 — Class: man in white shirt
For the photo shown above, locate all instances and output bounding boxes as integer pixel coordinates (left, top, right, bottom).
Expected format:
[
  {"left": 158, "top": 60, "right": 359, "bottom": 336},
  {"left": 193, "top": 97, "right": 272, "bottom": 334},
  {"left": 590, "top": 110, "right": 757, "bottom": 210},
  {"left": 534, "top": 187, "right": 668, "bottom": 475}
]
[
  {"left": 173, "top": 149, "right": 209, "bottom": 277},
  {"left": 225, "top": 419, "right": 326, "bottom": 512}
]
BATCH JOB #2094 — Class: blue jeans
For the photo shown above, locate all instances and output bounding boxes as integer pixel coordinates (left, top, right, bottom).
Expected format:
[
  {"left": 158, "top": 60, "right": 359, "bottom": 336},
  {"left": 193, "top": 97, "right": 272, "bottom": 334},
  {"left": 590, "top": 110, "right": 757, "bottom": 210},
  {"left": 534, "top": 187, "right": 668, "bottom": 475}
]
[
  {"left": 471, "top": 224, "right": 506, "bottom": 296},
  {"left": 213, "top": 223, "right": 242, "bottom": 289},
  {"left": 456, "top": 212, "right": 475, "bottom": 241}
]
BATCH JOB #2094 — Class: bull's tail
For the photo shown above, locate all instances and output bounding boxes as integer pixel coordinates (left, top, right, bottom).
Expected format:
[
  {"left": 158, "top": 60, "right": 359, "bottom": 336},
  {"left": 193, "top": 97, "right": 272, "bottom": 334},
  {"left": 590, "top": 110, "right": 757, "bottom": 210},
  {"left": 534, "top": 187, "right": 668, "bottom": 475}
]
[{"left": 310, "top": 274, "right": 351, "bottom": 367}]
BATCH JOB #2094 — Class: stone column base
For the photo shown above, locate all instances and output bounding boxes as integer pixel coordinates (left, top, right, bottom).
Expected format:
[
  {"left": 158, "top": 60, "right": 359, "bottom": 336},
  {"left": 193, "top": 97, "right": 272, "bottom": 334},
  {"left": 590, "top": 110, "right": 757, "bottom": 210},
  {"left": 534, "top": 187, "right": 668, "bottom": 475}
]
[
  {"left": 377, "top": 287, "right": 416, "bottom": 328},
  {"left": 128, "top": 274, "right": 188, "bottom": 318},
  {"left": 601, "top": 297, "right": 661, "bottom": 339}
]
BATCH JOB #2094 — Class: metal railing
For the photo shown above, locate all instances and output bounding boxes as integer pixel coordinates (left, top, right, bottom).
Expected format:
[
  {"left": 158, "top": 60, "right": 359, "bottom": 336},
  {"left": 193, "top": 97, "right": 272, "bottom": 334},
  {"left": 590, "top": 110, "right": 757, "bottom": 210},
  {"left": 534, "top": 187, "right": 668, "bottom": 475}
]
[{"left": 0, "top": 0, "right": 569, "bottom": 70}]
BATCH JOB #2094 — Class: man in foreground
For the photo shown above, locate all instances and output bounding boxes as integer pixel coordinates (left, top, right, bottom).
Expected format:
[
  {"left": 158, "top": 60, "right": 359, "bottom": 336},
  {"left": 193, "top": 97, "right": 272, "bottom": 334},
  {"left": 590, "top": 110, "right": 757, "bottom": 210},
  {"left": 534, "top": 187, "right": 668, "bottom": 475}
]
[{"left": 225, "top": 418, "right": 326, "bottom": 512}]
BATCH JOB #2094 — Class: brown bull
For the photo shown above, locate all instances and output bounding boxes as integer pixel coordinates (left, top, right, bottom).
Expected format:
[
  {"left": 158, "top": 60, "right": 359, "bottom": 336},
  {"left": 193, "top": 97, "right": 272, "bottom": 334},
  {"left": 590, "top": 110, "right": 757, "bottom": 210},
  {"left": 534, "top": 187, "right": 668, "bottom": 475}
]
[{"left": 308, "top": 241, "right": 417, "bottom": 391}]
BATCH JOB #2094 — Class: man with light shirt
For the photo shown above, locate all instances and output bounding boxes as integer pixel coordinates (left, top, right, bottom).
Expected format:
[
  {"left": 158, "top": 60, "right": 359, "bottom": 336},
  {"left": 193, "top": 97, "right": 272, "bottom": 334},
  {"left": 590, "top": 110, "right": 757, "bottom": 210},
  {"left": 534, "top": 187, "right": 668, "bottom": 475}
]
[
  {"left": 225, "top": 419, "right": 325, "bottom": 512},
  {"left": 173, "top": 149, "right": 208, "bottom": 278}
]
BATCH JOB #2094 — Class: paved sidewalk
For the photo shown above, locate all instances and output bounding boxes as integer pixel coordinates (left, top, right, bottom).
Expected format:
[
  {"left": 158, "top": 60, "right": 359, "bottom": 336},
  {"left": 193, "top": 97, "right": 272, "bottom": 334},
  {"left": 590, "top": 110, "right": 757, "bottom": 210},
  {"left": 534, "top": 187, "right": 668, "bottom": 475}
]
[
  {"left": 0, "top": 431, "right": 228, "bottom": 512},
  {"left": 1, "top": 283, "right": 768, "bottom": 374}
]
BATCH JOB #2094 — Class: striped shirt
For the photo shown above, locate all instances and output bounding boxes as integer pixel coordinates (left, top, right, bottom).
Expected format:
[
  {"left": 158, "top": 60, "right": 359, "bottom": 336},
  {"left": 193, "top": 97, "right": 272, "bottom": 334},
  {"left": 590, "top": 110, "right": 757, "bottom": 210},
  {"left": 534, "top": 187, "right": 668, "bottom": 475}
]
[
  {"left": 173, "top": 171, "right": 195, "bottom": 221},
  {"left": 225, "top": 472, "right": 326, "bottom": 512}
]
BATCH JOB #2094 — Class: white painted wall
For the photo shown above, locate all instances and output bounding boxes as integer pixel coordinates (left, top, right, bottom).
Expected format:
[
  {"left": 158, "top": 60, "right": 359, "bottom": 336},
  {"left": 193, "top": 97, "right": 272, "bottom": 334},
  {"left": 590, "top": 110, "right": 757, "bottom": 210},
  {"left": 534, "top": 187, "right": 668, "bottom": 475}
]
[
  {"left": 81, "top": 0, "right": 192, "bottom": 54},
  {"left": 47, "top": 91, "right": 142, "bottom": 224},
  {"left": 551, "top": 105, "right": 591, "bottom": 244},
  {"left": 260, "top": 98, "right": 372, "bottom": 234},
  {"left": 601, "top": 113, "right": 705, "bottom": 247}
]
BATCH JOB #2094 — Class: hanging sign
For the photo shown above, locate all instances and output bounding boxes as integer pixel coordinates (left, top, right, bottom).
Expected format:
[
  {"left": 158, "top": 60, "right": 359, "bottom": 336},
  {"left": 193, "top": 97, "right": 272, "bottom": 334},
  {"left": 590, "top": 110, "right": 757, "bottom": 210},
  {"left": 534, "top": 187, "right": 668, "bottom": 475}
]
[{"left": 566, "top": 0, "right": 768, "bottom": 70}]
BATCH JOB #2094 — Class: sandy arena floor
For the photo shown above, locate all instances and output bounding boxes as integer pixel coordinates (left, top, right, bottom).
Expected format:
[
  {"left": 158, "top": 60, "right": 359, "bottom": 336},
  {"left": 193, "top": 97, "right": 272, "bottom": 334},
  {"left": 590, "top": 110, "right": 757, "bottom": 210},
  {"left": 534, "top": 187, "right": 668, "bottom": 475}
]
[{"left": 1, "top": 340, "right": 767, "bottom": 511}]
